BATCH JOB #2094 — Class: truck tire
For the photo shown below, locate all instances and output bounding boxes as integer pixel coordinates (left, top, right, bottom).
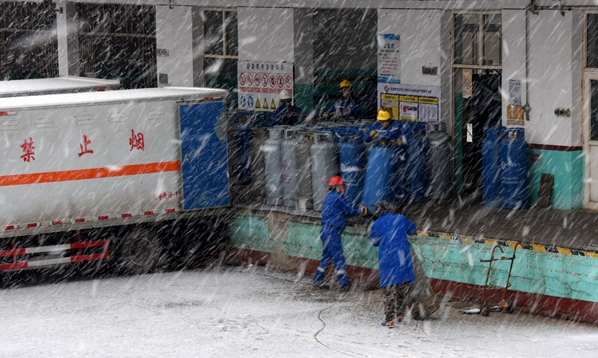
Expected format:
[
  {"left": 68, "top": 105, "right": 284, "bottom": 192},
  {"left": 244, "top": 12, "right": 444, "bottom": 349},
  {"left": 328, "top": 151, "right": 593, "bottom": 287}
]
[{"left": 120, "top": 229, "right": 162, "bottom": 274}]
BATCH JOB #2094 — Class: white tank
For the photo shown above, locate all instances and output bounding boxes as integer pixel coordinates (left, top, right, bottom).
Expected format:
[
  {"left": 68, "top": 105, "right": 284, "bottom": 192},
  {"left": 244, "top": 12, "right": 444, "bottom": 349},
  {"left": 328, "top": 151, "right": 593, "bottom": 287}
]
[
  {"left": 310, "top": 131, "right": 338, "bottom": 211},
  {"left": 263, "top": 127, "right": 285, "bottom": 205}
]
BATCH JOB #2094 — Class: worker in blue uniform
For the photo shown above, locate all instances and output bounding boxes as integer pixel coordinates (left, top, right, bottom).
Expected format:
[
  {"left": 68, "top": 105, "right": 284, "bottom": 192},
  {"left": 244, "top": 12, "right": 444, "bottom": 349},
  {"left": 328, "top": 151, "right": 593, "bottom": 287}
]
[
  {"left": 322, "top": 79, "right": 360, "bottom": 120},
  {"left": 271, "top": 89, "right": 305, "bottom": 126},
  {"left": 363, "top": 108, "right": 413, "bottom": 203},
  {"left": 369, "top": 200, "right": 417, "bottom": 329},
  {"left": 363, "top": 108, "right": 412, "bottom": 144},
  {"left": 313, "top": 175, "right": 368, "bottom": 291}
]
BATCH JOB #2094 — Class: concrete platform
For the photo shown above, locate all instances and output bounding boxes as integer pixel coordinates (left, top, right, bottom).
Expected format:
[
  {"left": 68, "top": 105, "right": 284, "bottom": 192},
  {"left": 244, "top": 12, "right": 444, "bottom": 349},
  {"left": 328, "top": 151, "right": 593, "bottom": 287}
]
[{"left": 397, "top": 192, "right": 598, "bottom": 252}]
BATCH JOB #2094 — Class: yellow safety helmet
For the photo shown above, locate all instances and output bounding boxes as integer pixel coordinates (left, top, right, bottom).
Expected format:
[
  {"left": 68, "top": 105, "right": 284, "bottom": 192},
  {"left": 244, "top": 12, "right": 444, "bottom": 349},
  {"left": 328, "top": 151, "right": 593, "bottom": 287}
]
[
  {"left": 377, "top": 109, "right": 392, "bottom": 121},
  {"left": 339, "top": 79, "right": 352, "bottom": 89}
]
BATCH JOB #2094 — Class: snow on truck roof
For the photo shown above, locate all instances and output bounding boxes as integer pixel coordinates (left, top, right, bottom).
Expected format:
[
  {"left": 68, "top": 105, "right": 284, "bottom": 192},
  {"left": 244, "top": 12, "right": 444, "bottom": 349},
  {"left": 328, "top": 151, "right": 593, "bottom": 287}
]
[
  {"left": 0, "top": 87, "right": 229, "bottom": 110},
  {"left": 0, "top": 76, "right": 121, "bottom": 97}
]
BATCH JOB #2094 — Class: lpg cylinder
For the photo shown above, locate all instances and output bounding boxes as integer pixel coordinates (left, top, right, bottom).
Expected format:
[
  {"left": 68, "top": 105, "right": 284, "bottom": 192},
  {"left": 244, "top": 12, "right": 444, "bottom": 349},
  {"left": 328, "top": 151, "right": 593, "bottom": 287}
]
[
  {"left": 234, "top": 122, "right": 252, "bottom": 185},
  {"left": 426, "top": 121, "right": 453, "bottom": 200},
  {"left": 338, "top": 129, "right": 367, "bottom": 206},
  {"left": 281, "top": 128, "right": 299, "bottom": 207},
  {"left": 362, "top": 142, "right": 397, "bottom": 213},
  {"left": 249, "top": 127, "right": 268, "bottom": 202},
  {"left": 296, "top": 131, "right": 314, "bottom": 211},
  {"left": 263, "top": 127, "right": 285, "bottom": 206},
  {"left": 311, "top": 132, "right": 338, "bottom": 211},
  {"left": 482, "top": 126, "right": 506, "bottom": 207},
  {"left": 501, "top": 128, "right": 529, "bottom": 210},
  {"left": 405, "top": 122, "right": 428, "bottom": 203}
]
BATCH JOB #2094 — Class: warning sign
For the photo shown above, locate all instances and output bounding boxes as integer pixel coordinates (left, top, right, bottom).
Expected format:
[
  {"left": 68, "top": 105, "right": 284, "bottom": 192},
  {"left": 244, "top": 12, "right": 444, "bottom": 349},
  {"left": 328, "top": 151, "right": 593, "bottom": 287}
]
[
  {"left": 381, "top": 94, "right": 399, "bottom": 119},
  {"left": 238, "top": 61, "right": 294, "bottom": 111},
  {"left": 377, "top": 83, "right": 441, "bottom": 122}
]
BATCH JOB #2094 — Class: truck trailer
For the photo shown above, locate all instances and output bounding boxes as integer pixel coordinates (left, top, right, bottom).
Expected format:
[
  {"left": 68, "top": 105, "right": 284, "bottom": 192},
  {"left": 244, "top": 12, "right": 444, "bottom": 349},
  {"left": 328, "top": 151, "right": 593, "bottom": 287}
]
[
  {"left": 0, "top": 86, "right": 230, "bottom": 274},
  {"left": 0, "top": 76, "right": 121, "bottom": 98}
]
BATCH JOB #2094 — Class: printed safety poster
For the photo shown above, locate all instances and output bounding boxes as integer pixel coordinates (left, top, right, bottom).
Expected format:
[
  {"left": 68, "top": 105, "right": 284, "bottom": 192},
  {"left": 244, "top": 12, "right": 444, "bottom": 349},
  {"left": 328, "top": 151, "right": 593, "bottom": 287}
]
[
  {"left": 377, "top": 83, "right": 441, "bottom": 122},
  {"left": 237, "top": 61, "right": 294, "bottom": 111}
]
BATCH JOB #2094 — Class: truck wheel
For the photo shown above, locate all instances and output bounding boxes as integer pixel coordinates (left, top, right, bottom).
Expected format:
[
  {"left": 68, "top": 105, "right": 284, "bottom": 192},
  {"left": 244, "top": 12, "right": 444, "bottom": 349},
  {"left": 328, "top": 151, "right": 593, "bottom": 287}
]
[{"left": 120, "top": 229, "right": 162, "bottom": 274}]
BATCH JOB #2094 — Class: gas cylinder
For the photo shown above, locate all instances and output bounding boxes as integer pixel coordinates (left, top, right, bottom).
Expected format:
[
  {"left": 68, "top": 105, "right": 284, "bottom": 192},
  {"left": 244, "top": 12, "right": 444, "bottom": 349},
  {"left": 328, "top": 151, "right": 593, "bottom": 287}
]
[
  {"left": 405, "top": 122, "right": 428, "bottom": 203},
  {"left": 501, "top": 128, "right": 529, "bottom": 210},
  {"left": 426, "top": 121, "right": 452, "bottom": 200},
  {"left": 281, "top": 128, "right": 313, "bottom": 209},
  {"left": 295, "top": 131, "right": 314, "bottom": 211},
  {"left": 263, "top": 127, "right": 285, "bottom": 206},
  {"left": 338, "top": 129, "right": 367, "bottom": 206},
  {"left": 234, "top": 122, "right": 252, "bottom": 185},
  {"left": 362, "top": 142, "right": 397, "bottom": 213},
  {"left": 482, "top": 126, "right": 506, "bottom": 207},
  {"left": 281, "top": 128, "right": 299, "bottom": 207},
  {"left": 311, "top": 132, "right": 338, "bottom": 211},
  {"left": 249, "top": 127, "right": 268, "bottom": 202}
]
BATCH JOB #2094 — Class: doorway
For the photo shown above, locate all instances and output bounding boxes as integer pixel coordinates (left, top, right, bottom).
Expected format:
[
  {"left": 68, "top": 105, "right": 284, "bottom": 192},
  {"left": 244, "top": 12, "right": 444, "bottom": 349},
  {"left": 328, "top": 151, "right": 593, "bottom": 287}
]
[
  {"left": 583, "top": 71, "right": 598, "bottom": 209},
  {"left": 460, "top": 70, "right": 502, "bottom": 196}
]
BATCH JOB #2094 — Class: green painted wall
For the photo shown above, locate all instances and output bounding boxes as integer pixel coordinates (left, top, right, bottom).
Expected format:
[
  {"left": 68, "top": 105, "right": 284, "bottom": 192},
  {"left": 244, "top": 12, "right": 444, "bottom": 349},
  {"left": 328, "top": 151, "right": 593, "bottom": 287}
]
[
  {"left": 528, "top": 149, "right": 583, "bottom": 209},
  {"left": 228, "top": 210, "right": 598, "bottom": 303},
  {"left": 410, "top": 236, "right": 598, "bottom": 303},
  {"left": 294, "top": 83, "right": 314, "bottom": 115}
]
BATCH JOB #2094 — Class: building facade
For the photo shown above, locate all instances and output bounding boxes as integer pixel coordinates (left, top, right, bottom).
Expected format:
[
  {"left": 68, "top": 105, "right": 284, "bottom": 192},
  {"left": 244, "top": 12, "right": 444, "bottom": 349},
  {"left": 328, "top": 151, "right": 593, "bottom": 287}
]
[{"left": 3, "top": 0, "right": 598, "bottom": 209}]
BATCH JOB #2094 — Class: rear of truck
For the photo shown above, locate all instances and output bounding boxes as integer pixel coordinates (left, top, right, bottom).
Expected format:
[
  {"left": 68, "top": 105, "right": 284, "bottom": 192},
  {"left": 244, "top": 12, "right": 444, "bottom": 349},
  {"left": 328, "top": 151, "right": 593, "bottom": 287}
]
[{"left": 0, "top": 87, "right": 230, "bottom": 275}]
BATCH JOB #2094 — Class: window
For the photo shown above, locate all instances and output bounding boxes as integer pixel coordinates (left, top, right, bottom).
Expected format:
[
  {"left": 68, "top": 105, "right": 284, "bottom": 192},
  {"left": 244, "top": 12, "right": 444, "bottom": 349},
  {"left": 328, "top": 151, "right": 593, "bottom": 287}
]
[
  {"left": 203, "top": 10, "right": 238, "bottom": 107},
  {"left": 587, "top": 14, "right": 598, "bottom": 68},
  {"left": 454, "top": 14, "right": 501, "bottom": 67}
]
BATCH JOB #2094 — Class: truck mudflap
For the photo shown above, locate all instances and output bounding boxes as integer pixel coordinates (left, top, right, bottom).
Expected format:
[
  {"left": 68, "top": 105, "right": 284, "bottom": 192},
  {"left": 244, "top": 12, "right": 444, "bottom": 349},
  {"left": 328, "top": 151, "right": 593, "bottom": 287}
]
[{"left": 0, "top": 239, "right": 109, "bottom": 271}]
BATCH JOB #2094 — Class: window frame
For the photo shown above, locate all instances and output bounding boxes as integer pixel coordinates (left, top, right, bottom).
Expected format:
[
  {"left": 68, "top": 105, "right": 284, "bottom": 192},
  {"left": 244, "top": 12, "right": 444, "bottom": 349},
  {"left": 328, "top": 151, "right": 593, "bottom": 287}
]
[
  {"left": 452, "top": 12, "right": 502, "bottom": 71},
  {"left": 202, "top": 8, "right": 238, "bottom": 61}
]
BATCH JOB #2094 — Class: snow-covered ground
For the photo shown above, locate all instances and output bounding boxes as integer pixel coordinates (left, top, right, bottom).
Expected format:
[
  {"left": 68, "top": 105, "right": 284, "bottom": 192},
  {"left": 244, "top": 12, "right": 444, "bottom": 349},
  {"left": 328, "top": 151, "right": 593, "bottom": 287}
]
[{"left": 0, "top": 265, "right": 597, "bottom": 358}]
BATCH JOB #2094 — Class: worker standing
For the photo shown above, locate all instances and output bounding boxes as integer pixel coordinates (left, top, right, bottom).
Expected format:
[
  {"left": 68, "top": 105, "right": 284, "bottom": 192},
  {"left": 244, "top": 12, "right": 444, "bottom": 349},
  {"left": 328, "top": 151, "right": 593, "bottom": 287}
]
[
  {"left": 322, "top": 80, "right": 360, "bottom": 120},
  {"left": 271, "top": 89, "right": 305, "bottom": 126},
  {"left": 369, "top": 200, "right": 417, "bottom": 329},
  {"left": 363, "top": 108, "right": 413, "bottom": 203},
  {"left": 313, "top": 175, "right": 368, "bottom": 291}
]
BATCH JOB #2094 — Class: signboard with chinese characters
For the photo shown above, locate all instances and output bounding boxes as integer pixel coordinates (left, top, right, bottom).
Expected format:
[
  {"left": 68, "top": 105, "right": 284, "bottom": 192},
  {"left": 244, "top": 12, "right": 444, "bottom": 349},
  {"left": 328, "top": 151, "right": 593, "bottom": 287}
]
[
  {"left": 377, "top": 83, "right": 441, "bottom": 122},
  {"left": 507, "top": 79, "right": 524, "bottom": 125},
  {"left": 237, "top": 61, "right": 294, "bottom": 111},
  {"left": 377, "top": 34, "right": 401, "bottom": 84}
]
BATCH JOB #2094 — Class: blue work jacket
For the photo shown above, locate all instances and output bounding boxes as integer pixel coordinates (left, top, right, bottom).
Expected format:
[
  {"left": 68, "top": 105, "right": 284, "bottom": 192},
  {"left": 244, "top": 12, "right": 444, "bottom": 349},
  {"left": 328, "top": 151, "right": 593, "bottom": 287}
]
[
  {"left": 321, "top": 190, "right": 362, "bottom": 233},
  {"left": 370, "top": 213, "right": 417, "bottom": 287},
  {"left": 326, "top": 97, "right": 360, "bottom": 118},
  {"left": 363, "top": 120, "right": 413, "bottom": 144},
  {"left": 271, "top": 104, "right": 304, "bottom": 126}
]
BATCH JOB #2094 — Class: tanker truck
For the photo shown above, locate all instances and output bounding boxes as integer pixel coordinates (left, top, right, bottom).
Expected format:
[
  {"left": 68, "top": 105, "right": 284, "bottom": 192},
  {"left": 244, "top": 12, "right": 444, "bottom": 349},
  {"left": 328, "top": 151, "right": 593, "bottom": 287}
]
[
  {"left": 0, "top": 86, "right": 230, "bottom": 275},
  {"left": 0, "top": 76, "right": 120, "bottom": 98}
]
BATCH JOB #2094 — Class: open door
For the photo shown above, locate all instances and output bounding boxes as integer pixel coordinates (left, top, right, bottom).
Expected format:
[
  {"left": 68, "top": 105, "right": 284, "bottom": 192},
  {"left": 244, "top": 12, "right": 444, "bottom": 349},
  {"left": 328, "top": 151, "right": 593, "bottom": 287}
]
[
  {"left": 461, "top": 71, "right": 502, "bottom": 195},
  {"left": 583, "top": 72, "right": 598, "bottom": 209},
  {"left": 179, "top": 101, "right": 230, "bottom": 210}
]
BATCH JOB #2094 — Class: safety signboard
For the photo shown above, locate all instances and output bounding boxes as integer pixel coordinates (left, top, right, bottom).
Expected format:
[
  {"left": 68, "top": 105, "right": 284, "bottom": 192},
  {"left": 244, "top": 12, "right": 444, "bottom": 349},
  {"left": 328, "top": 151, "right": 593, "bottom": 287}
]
[
  {"left": 377, "top": 33, "right": 400, "bottom": 84},
  {"left": 238, "top": 61, "right": 294, "bottom": 111},
  {"left": 377, "top": 83, "right": 441, "bottom": 122}
]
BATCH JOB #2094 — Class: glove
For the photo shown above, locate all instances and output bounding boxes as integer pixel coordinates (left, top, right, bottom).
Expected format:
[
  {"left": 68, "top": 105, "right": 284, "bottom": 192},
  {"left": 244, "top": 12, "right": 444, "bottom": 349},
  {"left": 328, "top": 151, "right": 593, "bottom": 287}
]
[
  {"left": 359, "top": 205, "right": 369, "bottom": 217},
  {"left": 370, "top": 130, "right": 379, "bottom": 140}
]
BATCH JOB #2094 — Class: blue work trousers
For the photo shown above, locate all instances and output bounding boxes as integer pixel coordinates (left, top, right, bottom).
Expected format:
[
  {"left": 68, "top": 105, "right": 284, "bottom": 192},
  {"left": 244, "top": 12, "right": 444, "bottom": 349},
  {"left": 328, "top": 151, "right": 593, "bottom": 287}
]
[{"left": 313, "top": 227, "right": 349, "bottom": 287}]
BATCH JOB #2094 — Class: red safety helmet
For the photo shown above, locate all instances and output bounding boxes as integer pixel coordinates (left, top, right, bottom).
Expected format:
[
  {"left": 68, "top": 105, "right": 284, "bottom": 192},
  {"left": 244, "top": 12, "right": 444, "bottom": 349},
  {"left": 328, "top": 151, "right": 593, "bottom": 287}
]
[{"left": 327, "top": 175, "right": 346, "bottom": 187}]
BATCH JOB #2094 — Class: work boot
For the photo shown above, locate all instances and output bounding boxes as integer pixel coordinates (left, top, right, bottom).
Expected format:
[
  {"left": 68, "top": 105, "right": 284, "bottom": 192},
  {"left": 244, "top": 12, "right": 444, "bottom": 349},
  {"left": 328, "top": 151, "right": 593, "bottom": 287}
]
[
  {"left": 312, "top": 281, "right": 330, "bottom": 290},
  {"left": 381, "top": 320, "right": 395, "bottom": 328}
]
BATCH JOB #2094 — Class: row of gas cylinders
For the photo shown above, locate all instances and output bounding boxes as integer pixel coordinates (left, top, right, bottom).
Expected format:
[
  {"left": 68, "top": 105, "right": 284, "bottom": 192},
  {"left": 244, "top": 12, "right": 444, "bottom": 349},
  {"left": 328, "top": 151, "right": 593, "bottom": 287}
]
[
  {"left": 482, "top": 126, "right": 529, "bottom": 210},
  {"left": 232, "top": 121, "right": 453, "bottom": 212}
]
